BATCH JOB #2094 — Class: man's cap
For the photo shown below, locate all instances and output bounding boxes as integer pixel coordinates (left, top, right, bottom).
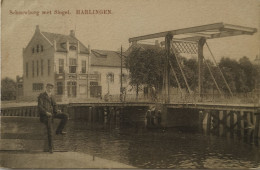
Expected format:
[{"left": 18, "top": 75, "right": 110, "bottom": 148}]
[{"left": 46, "top": 83, "right": 54, "bottom": 88}]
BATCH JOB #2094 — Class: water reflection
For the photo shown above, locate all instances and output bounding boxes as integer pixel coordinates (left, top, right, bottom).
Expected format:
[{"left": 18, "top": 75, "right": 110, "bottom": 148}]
[
  {"left": 62, "top": 121, "right": 260, "bottom": 169},
  {"left": 1, "top": 117, "right": 260, "bottom": 169}
]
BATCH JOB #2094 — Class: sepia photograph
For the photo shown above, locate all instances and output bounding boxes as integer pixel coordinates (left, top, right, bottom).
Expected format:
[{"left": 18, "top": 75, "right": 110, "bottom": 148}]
[{"left": 1, "top": 0, "right": 260, "bottom": 169}]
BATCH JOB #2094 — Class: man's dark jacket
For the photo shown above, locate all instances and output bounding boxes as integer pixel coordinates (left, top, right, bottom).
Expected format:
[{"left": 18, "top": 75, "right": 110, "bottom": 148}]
[{"left": 38, "top": 92, "right": 58, "bottom": 122}]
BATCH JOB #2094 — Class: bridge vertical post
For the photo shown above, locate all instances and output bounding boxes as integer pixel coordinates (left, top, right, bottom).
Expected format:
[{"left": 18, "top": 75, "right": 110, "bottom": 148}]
[
  {"left": 198, "top": 38, "right": 206, "bottom": 101},
  {"left": 254, "top": 112, "right": 260, "bottom": 139},
  {"left": 165, "top": 33, "right": 173, "bottom": 103},
  {"left": 199, "top": 110, "right": 204, "bottom": 132},
  {"left": 206, "top": 110, "right": 211, "bottom": 134},
  {"left": 237, "top": 111, "right": 242, "bottom": 137},
  {"left": 229, "top": 111, "right": 235, "bottom": 138},
  {"left": 88, "top": 107, "right": 92, "bottom": 123}
]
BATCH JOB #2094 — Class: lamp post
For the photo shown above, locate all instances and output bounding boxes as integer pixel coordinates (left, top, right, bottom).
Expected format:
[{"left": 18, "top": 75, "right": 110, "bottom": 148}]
[{"left": 120, "top": 45, "right": 123, "bottom": 102}]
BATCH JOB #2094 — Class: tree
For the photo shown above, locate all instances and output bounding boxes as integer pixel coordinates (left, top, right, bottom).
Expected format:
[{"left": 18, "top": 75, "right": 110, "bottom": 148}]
[
  {"left": 218, "top": 56, "right": 258, "bottom": 94},
  {"left": 125, "top": 47, "right": 165, "bottom": 97},
  {"left": 239, "top": 56, "right": 255, "bottom": 93},
  {"left": 126, "top": 46, "right": 259, "bottom": 98},
  {"left": 1, "top": 77, "right": 17, "bottom": 100}
]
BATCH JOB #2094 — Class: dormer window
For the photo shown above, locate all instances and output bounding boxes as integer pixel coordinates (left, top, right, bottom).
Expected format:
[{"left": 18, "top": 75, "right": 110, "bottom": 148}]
[
  {"left": 41, "top": 45, "right": 43, "bottom": 52},
  {"left": 69, "top": 45, "right": 77, "bottom": 50},
  {"left": 32, "top": 48, "right": 35, "bottom": 53},
  {"left": 37, "top": 45, "right": 39, "bottom": 53}
]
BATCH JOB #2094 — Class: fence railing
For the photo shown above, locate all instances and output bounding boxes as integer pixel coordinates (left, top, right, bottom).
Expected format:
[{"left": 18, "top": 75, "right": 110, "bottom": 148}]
[
  {"left": 90, "top": 92, "right": 260, "bottom": 105},
  {"left": 4, "top": 92, "right": 260, "bottom": 106}
]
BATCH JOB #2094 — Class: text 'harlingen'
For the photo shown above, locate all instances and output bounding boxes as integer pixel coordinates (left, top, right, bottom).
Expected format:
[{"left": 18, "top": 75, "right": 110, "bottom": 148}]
[{"left": 76, "top": 9, "right": 112, "bottom": 15}]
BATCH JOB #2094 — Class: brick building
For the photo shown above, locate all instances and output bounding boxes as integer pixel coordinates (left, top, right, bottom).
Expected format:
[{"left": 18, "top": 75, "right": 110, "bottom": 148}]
[
  {"left": 19, "top": 25, "right": 131, "bottom": 102},
  {"left": 21, "top": 25, "right": 101, "bottom": 102}
]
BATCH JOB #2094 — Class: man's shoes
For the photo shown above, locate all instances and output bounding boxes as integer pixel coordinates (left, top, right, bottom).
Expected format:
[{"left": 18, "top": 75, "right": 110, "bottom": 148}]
[
  {"left": 56, "top": 131, "right": 67, "bottom": 135},
  {"left": 49, "top": 148, "right": 53, "bottom": 153}
]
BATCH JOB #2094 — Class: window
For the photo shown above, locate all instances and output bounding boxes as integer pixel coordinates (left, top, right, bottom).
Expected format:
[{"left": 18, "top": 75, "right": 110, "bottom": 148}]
[
  {"left": 67, "top": 81, "right": 77, "bottom": 97},
  {"left": 32, "top": 48, "right": 34, "bottom": 53},
  {"left": 81, "top": 60, "right": 86, "bottom": 73},
  {"left": 69, "top": 58, "right": 77, "bottom": 73},
  {"left": 41, "top": 45, "right": 43, "bottom": 52},
  {"left": 37, "top": 60, "right": 39, "bottom": 76},
  {"left": 107, "top": 73, "right": 114, "bottom": 83},
  {"left": 37, "top": 45, "right": 39, "bottom": 53},
  {"left": 120, "top": 73, "right": 128, "bottom": 83},
  {"left": 57, "top": 82, "right": 63, "bottom": 95},
  {"left": 32, "top": 83, "right": 43, "bottom": 91},
  {"left": 48, "top": 59, "right": 50, "bottom": 76},
  {"left": 59, "top": 59, "right": 64, "bottom": 73},
  {"left": 32, "top": 61, "right": 34, "bottom": 77},
  {"left": 90, "top": 82, "right": 98, "bottom": 86},
  {"left": 41, "top": 59, "right": 43, "bottom": 76},
  {"left": 69, "top": 45, "right": 76, "bottom": 50},
  {"left": 26, "top": 62, "right": 28, "bottom": 78}
]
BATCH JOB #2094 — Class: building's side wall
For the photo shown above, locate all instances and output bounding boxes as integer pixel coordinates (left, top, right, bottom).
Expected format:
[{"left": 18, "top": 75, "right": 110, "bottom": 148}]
[
  {"left": 90, "top": 66, "right": 135, "bottom": 97},
  {"left": 22, "top": 32, "right": 55, "bottom": 101}
]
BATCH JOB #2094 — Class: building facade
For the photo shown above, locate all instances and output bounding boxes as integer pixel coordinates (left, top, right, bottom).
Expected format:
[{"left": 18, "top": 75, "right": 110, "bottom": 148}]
[
  {"left": 21, "top": 25, "right": 101, "bottom": 102},
  {"left": 90, "top": 49, "right": 130, "bottom": 99},
  {"left": 19, "top": 25, "right": 132, "bottom": 102}
]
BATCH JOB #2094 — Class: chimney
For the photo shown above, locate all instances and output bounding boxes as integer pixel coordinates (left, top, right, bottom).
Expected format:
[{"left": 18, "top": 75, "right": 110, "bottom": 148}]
[
  {"left": 35, "top": 25, "right": 40, "bottom": 33},
  {"left": 66, "top": 40, "right": 69, "bottom": 51},
  {"left": 155, "top": 40, "right": 159, "bottom": 46},
  {"left": 70, "top": 30, "right": 75, "bottom": 37},
  {"left": 160, "top": 41, "right": 165, "bottom": 47}
]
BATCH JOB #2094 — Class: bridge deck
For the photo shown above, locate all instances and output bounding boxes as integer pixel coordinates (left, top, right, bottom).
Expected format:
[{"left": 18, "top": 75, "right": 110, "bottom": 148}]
[{"left": 1, "top": 101, "right": 259, "bottom": 112}]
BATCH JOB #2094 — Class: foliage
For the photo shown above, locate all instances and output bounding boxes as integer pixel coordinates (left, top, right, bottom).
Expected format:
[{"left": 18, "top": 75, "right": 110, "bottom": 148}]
[
  {"left": 125, "top": 46, "right": 259, "bottom": 95},
  {"left": 1, "top": 77, "right": 17, "bottom": 100},
  {"left": 218, "top": 56, "right": 259, "bottom": 93},
  {"left": 125, "top": 47, "right": 164, "bottom": 90}
]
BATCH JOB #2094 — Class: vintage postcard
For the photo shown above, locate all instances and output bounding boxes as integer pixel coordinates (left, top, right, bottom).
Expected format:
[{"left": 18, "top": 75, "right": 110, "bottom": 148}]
[{"left": 1, "top": 0, "right": 260, "bottom": 169}]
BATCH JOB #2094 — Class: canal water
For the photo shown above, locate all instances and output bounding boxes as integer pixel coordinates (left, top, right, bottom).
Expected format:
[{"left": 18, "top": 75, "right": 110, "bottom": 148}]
[
  {"left": 2, "top": 117, "right": 260, "bottom": 169},
  {"left": 62, "top": 120, "right": 260, "bottom": 169}
]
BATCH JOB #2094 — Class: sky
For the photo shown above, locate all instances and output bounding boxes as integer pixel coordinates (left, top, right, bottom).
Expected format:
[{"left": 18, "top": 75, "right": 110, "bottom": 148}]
[{"left": 1, "top": 0, "right": 260, "bottom": 79}]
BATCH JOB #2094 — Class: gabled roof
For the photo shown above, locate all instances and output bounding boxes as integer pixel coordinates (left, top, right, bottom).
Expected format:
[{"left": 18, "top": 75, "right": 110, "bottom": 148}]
[
  {"left": 41, "top": 32, "right": 89, "bottom": 54},
  {"left": 91, "top": 49, "right": 125, "bottom": 67}
]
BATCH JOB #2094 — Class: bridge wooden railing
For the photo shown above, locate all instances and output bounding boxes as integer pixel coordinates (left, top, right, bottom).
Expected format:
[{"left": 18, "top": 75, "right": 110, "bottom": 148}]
[{"left": 1, "top": 104, "right": 68, "bottom": 117}]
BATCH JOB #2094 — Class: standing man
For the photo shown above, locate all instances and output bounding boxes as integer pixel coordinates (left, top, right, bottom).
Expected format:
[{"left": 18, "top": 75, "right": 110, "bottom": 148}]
[{"left": 38, "top": 83, "right": 68, "bottom": 153}]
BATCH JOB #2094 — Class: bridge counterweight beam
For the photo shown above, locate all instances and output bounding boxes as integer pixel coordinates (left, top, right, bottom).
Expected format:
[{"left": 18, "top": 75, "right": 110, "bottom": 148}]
[
  {"left": 198, "top": 38, "right": 206, "bottom": 101},
  {"left": 165, "top": 33, "right": 173, "bottom": 103}
]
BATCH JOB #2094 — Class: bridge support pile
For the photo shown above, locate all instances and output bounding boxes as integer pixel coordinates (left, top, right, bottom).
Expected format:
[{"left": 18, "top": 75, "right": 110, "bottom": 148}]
[{"left": 200, "top": 109, "right": 260, "bottom": 140}]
